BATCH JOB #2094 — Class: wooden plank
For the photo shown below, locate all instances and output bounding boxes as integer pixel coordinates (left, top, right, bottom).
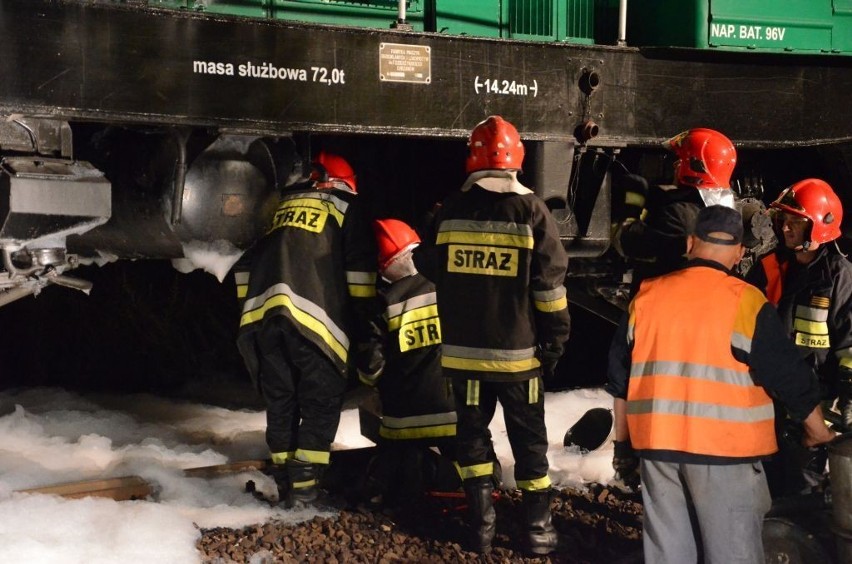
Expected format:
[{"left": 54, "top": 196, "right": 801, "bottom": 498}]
[
  {"left": 19, "top": 476, "right": 152, "bottom": 501},
  {"left": 15, "top": 460, "right": 269, "bottom": 502},
  {"left": 182, "top": 459, "right": 270, "bottom": 478}
]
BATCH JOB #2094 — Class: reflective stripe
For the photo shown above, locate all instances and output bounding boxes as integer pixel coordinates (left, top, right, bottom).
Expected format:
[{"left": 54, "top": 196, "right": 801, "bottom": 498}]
[
  {"left": 460, "top": 462, "right": 493, "bottom": 480},
  {"left": 358, "top": 368, "right": 382, "bottom": 387},
  {"left": 241, "top": 282, "right": 349, "bottom": 363},
  {"left": 534, "top": 296, "right": 567, "bottom": 313},
  {"left": 388, "top": 304, "right": 439, "bottom": 331},
  {"left": 444, "top": 344, "right": 537, "bottom": 361},
  {"left": 381, "top": 411, "right": 457, "bottom": 429},
  {"left": 235, "top": 272, "right": 249, "bottom": 299},
  {"left": 794, "top": 318, "right": 829, "bottom": 335},
  {"left": 437, "top": 219, "right": 534, "bottom": 249},
  {"left": 528, "top": 377, "right": 539, "bottom": 403},
  {"left": 386, "top": 292, "right": 437, "bottom": 321},
  {"left": 292, "top": 478, "right": 317, "bottom": 489},
  {"left": 346, "top": 271, "right": 376, "bottom": 285},
  {"left": 625, "top": 191, "right": 645, "bottom": 208},
  {"left": 627, "top": 398, "right": 775, "bottom": 423},
  {"left": 270, "top": 451, "right": 295, "bottom": 465},
  {"left": 379, "top": 424, "right": 456, "bottom": 440},
  {"left": 295, "top": 449, "right": 330, "bottom": 465},
  {"left": 349, "top": 284, "right": 377, "bottom": 298},
  {"left": 380, "top": 411, "right": 456, "bottom": 440},
  {"left": 630, "top": 360, "right": 756, "bottom": 388},
  {"left": 444, "top": 356, "right": 540, "bottom": 372},
  {"left": 796, "top": 304, "right": 829, "bottom": 322},
  {"left": 810, "top": 295, "right": 830, "bottom": 309},
  {"left": 532, "top": 286, "right": 568, "bottom": 313},
  {"left": 731, "top": 331, "right": 752, "bottom": 354},
  {"left": 517, "top": 475, "right": 552, "bottom": 491},
  {"left": 466, "top": 379, "right": 480, "bottom": 406},
  {"left": 388, "top": 300, "right": 439, "bottom": 331},
  {"left": 347, "top": 270, "right": 377, "bottom": 298},
  {"left": 837, "top": 346, "right": 852, "bottom": 369},
  {"left": 532, "top": 287, "right": 566, "bottom": 302},
  {"left": 442, "top": 347, "right": 540, "bottom": 372}
]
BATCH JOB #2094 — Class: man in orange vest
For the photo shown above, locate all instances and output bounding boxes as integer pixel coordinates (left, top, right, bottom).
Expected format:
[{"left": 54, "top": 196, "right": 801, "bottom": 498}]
[{"left": 606, "top": 205, "right": 835, "bottom": 563}]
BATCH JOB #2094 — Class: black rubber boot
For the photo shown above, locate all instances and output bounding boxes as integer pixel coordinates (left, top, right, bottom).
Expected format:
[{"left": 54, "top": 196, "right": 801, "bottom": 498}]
[
  {"left": 522, "top": 489, "right": 557, "bottom": 555},
  {"left": 285, "top": 459, "right": 319, "bottom": 508},
  {"left": 463, "top": 476, "right": 496, "bottom": 554},
  {"left": 267, "top": 463, "right": 290, "bottom": 505},
  {"left": 362, "top": 450, "right": 397, "bottom": 505}
]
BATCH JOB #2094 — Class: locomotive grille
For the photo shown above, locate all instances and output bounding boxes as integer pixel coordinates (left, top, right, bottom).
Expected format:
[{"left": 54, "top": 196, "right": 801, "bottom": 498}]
[{"left": 509, "top": 0, "right": 556, "bottom": 40}]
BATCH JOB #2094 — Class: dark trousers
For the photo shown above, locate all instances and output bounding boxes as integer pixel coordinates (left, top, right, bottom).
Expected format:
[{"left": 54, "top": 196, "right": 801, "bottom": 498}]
[
  {"left": 240, "top": 318, "right": 347, "bottom": 458},
  {"left": 452, "top": 377, "right": 549, "bottom": 488}
]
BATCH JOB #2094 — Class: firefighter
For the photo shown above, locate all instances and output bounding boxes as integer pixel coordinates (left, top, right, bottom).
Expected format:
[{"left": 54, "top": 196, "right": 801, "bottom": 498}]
[
  {"left": 615, "top": 127, "right": 737, "bottom": 294},
  {"left": 745, "top": 178, "right": 852, "bottom": 496},
  {"left": 356, "top": 218, "right": 460, "bottom": 508},
  {"left": 414, "top": 115, "right": 571, "bottom": 556},
  {"left": 607, "top": 204, "right": 836, "bottom": 564},
  {"left": 235, "top": 151, "right": 378, "bottom": 508}
]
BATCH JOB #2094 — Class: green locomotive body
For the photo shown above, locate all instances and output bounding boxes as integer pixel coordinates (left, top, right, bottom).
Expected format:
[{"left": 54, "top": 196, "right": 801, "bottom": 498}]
[{"left": 150, "top": 0, "right": 852, "bottom": 54}]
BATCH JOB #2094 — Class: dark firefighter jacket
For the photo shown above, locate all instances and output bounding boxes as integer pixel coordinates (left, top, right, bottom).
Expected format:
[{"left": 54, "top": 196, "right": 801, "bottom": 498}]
[
  {"left": 746, "top": 246, "right": 852, "bottom": 399},
  {"left": 361, "top": 272, "right": 457, "bottom": 441},
  {"left": 415, "top": 182, "right": 571, "bottom": 382},
  {"left": 606, "top": 259, "right": 822, "bottom": 464},
  {"left": 618, "top": 184, "right": 704, "bottom": 293},
  {"left": 235, "top": 182, "right": 377, "bottom": 375}
]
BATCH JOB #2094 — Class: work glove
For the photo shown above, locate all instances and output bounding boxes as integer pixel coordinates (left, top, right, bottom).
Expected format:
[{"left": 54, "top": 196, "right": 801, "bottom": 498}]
[
  {"left": 617, "top": 174, "right": 648, "bottom": 219},
  {"left": 612, "top": 169, "right": 648, "bottom": 221},
  {"left": 538, "top": 342, "right": 563, "bottom": 381},
  {"left": 612, "top": 439, "right": 640, "bottom": 490}
]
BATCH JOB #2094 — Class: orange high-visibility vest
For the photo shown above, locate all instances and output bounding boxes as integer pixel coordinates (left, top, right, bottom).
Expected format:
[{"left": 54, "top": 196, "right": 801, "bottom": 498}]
[
  {"left": 627, "top": 266, "right": 777, "bottom": 458},
  {"left": 760, "top": 253, "right": 788, "bottom": 306}
]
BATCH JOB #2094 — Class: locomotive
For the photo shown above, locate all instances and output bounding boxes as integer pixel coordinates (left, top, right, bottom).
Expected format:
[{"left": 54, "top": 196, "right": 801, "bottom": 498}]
[{"left": 1, "top": 0, "right": 851, "bottom": 312}]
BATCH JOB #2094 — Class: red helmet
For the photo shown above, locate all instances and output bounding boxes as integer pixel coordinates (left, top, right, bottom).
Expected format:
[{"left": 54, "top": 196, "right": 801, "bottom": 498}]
[
  {"left": 770, "top": 178, "right": 843, "bottom": 244},
  {"left": 373, "top": 218, "right": 421, "bottom": 270},
  {"left": 466, "top": 115, "right": 525, "bottom": 173},
  {"left": 311, "top": 151, "right": 357, "bottom": 192},
  {"left": 666, "top": 128, "right": 736, "bottom": 189}
]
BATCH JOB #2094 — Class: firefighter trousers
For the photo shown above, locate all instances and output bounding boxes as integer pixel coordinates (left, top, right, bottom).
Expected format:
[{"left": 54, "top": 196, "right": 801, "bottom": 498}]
[
  {"left": 244, "top": 318, "right": 347, "bottom": 461},
  {"left": 451, "top": 376, "right": 549, "bottom": 488}
]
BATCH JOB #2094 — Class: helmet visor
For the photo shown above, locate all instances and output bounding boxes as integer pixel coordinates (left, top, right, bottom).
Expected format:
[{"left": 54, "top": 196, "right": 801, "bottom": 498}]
[{"left": 773, "top": 187, "right": 806, "bottom": 213}]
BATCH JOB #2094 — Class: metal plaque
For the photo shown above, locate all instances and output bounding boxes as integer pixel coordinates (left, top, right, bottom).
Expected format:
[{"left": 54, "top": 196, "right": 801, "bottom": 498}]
[{"left": 379, "top": 42, "right": 431, "bottom": 84}]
